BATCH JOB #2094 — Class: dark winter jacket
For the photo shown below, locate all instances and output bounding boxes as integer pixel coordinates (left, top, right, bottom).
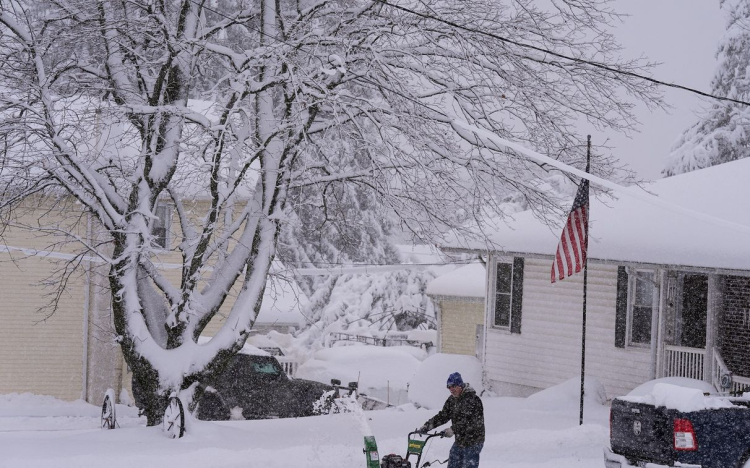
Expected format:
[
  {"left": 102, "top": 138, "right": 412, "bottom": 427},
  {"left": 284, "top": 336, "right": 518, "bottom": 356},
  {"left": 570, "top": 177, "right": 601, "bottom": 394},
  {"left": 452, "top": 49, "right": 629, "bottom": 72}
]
[{"left": 423, "top": 384, "right": 485, "bottom": 447}]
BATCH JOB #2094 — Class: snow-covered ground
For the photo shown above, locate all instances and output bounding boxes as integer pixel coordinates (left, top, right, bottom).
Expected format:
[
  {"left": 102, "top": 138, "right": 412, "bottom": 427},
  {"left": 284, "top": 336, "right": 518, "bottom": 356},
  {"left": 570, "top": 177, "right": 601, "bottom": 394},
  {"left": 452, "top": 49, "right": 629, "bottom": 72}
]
[{"left": 0, "top": 383, "right": 611, "bottom": 468}]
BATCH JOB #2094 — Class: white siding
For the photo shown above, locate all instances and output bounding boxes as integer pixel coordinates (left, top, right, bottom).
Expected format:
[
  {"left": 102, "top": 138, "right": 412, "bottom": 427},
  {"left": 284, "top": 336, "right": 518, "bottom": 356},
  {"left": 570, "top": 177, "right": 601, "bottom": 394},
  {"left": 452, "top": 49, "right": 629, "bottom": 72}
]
[{"left": 485, "top": 257, "right": 652, "bottom": 399}]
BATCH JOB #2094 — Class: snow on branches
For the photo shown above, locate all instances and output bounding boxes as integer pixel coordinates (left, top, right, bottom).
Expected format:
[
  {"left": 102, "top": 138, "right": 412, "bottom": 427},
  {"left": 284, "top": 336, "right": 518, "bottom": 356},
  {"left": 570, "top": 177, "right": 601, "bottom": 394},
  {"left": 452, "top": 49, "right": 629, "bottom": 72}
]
[{"left": 0, "top": 0, "right": 660, "bottom": 424}]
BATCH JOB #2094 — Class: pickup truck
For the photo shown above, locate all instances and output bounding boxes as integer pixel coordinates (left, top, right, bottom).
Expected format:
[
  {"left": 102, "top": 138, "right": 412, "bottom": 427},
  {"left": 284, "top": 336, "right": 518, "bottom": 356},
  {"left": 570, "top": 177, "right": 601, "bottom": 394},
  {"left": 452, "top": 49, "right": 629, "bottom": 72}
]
[{"left": 605, "top": 384, "right": 750, "bottom": 468}]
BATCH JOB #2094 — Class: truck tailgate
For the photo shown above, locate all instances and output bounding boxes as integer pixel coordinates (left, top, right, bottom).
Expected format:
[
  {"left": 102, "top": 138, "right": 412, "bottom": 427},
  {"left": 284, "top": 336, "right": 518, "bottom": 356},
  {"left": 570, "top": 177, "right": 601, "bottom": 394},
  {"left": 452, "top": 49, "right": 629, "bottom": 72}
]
[{"left": 610, "top": 399, "right": 673, "bottom": 464}]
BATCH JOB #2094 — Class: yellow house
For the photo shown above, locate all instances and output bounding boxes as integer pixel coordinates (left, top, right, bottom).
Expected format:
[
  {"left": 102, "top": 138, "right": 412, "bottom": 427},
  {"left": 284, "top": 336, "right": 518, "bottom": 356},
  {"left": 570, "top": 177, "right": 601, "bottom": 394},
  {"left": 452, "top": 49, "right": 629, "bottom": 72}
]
[
  {"left": 0, "top": 198, "right": 307, "bottom": 406},
  {"left": 426, "top": 263, "right": 486, "bottom": 359}
]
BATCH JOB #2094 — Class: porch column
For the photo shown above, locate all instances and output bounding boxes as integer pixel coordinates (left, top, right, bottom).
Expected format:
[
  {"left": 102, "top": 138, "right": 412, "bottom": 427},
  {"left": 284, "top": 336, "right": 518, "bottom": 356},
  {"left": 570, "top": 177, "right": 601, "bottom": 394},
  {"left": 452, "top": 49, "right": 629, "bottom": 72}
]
[
  {"left": 704, "top": 275, "right": 723, "bottom": 384},
  {"left": 655, "top": 269, "right": 668, "bottom": 379}
]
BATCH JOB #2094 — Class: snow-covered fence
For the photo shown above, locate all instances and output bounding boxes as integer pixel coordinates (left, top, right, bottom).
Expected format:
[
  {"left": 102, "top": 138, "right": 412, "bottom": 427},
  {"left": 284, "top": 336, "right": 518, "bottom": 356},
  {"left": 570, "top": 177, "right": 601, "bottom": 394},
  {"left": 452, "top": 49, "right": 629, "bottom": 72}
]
[
  {"left": 327, "top": 332, "right": 433, "bottom": 350},
  {"left": 277, "top": 356, "right": 298, "bottom": 377}
]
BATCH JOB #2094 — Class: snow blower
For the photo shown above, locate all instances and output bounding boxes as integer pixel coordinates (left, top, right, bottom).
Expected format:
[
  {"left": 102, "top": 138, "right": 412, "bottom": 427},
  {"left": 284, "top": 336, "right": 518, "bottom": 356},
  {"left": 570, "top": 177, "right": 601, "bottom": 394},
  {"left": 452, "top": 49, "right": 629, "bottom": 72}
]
[{"left": 380, "top": 430, "right": 447, "bottom": 468}]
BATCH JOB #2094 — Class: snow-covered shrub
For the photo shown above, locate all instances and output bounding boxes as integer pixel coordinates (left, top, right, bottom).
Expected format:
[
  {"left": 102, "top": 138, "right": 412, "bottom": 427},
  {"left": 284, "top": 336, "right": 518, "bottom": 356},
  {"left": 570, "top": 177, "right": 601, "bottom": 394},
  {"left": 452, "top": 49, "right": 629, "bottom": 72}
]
[
  {"left": 525, "top": 377, "right": 607, "bottom": 412},
  {"left": 408, "top": 354, "right": 484, "bottom": 410},
  {"left": 297, "top": 345, "right": 424, "bottom": 405}
]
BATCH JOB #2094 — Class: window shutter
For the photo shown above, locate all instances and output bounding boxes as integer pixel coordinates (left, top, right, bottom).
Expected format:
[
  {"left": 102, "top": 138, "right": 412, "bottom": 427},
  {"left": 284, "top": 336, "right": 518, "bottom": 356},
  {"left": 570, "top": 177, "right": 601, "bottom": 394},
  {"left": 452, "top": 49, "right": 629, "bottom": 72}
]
[
  {"left": 615, "top": 266, "right": 628, "bottom": 348},
  {"left": 510, "top": 257, "right": 525, "bottom": 334}
]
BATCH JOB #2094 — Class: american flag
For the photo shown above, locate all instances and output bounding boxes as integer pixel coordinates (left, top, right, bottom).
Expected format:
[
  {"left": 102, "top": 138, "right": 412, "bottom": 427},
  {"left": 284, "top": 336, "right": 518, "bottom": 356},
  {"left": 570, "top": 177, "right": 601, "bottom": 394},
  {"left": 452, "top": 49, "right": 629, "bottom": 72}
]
[{"left": 551, "top": 178, "right": 590, "bottom": 283}]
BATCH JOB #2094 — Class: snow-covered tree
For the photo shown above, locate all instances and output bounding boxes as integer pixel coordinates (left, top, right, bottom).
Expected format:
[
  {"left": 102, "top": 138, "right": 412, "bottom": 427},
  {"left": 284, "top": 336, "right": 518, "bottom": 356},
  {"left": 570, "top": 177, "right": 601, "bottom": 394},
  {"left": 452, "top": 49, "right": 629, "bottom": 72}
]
[
  {"left": 0, "top": 0, "right": 659, "bottom": 425},
  {"left": 664, "top": 0, "right": 750, "bottom": 176},
  {"left": 295, "top": 267, "right": 437, "bottom": 350}
]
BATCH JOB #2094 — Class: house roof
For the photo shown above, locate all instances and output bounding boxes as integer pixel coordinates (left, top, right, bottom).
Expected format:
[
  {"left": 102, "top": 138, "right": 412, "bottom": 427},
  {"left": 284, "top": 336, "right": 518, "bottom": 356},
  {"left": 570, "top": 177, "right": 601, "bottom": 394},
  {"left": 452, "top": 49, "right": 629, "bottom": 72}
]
[
  {"left": 441, "top": 158, "right": 750, "bottom": 273},
  {"left": 426, "top": 263, "right": 486, "bottom": 298}
]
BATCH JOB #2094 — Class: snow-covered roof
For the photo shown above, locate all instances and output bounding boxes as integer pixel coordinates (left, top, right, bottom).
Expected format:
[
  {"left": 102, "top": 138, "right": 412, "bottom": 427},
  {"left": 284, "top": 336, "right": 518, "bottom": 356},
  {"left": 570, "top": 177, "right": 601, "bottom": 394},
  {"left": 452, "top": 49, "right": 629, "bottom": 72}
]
[
  {"left": 442, "top": 158, "right": 750, "bottom": 273},
  {"left": 426, "top": 263, "right": 486, "bottom": 298},
  {"left": 255, "top": 276, "right": 308, "bottom": 326}
]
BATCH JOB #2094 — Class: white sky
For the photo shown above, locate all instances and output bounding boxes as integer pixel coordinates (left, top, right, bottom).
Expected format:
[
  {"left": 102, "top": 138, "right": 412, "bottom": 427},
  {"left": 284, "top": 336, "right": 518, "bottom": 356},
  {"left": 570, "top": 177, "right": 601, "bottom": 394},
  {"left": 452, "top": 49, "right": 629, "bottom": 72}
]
[{"left": 601, "top": 1, "right": 726, "bottom": 179}]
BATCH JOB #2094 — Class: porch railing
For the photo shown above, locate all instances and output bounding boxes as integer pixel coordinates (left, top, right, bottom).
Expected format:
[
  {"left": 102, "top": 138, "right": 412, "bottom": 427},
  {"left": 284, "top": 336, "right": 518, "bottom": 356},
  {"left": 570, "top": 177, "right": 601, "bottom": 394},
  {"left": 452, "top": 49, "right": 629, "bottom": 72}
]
[
  {"left": 664, "top": 345, "right": 705, "bottom": 381},
  {"left": 711, "top": 347, "right": 750, "bottom": 395},
  {"left": 731, "top": 375, "right": 750, "bottom": 395},
  {"left": 712, "top": 347, "right": 731, "bottom": 392},
  {"left": 277, "top": 356, "right": 298, "bottom": 377}
]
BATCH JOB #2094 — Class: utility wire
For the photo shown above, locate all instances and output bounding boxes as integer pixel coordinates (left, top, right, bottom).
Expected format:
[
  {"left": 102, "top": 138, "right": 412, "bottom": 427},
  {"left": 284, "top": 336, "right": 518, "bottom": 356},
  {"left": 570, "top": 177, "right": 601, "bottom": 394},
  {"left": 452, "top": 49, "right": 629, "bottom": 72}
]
[
  {"left": 375, "top": 0, "right": 750, "bottom": 107},
  {"left": 189, "top": 0, "right": 750, "bottom": 107}
]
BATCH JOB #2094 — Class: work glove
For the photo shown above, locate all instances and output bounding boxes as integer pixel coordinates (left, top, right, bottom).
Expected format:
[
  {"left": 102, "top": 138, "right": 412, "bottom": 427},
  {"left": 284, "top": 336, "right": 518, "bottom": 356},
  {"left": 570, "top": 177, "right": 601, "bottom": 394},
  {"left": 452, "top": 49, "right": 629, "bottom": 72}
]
[
  {"left": 443, "top": 427, "right": 454, "bottom": 438},
  {"left": 416, "top": 425, "right": 429, "bottom": 434}
]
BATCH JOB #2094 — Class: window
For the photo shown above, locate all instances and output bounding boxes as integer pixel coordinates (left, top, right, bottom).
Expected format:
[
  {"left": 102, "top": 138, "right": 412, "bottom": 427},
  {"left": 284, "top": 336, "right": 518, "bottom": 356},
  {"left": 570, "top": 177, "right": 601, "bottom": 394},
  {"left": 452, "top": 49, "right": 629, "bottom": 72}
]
[
  {"left": 151, "top": 203, "right": 171, "bottom": 249},
  {"left": 494, "top": 263, "right": 513, "bottom": 327},
  {"left": 492, "top": 258, "right": 524, "bottom": 332},
  {"left": 252, "top": 362, "right": 281, "bottom": 376},
  {"left": 629, "top": 271, "right": 656, "bottom": 346}
]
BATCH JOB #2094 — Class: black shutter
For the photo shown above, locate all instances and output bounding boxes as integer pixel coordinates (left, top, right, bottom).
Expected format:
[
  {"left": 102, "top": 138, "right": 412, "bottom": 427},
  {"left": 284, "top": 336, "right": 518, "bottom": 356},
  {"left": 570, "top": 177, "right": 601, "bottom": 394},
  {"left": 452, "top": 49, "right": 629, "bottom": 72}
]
[
  {"left": 510, "top": 257, "right": 525, "bottom": 334},
  {"left": 615, "top": 266, "right": 629, "bottom": 348}
]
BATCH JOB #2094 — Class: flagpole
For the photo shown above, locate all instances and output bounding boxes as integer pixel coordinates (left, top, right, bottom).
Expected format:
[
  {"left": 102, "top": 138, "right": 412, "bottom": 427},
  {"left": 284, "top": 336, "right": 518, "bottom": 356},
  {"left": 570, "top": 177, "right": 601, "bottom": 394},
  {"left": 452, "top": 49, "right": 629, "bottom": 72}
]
[{"left": 579, "top": 135, "right": 591, "bottom": 426}]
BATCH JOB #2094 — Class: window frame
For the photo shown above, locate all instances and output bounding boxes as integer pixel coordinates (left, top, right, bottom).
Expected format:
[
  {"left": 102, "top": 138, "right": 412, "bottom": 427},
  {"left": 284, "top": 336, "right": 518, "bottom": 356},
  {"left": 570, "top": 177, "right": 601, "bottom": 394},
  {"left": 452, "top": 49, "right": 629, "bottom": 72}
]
[
  {"left": 626, "top": 269, "right": 658, "bottom": 348},
  {"left": 491, "top": 258, "right": 515, "bottom": 330},
  {"left": 151, "top": 202, "right": 172, "bottom": 250}
]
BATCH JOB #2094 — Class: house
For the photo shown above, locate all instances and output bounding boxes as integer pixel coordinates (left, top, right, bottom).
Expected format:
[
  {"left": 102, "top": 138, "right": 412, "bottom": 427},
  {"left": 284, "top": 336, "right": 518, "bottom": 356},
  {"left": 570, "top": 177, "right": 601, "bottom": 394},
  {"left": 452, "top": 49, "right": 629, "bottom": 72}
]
[
  {"left": 426, "top": 263, "right": 486, "bottom": 358},
  {"left": 438, "top": 158, "right": 750, "bottom": 399},
  {"left": 0, "top": 199, "right": 308, "bottom": 405}
]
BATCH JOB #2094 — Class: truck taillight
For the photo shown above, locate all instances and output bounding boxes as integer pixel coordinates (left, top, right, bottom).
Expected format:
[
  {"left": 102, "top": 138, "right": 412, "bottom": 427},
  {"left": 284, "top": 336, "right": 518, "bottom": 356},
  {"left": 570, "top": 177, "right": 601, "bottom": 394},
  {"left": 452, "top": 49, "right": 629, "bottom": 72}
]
[{"left": 674, "top": 418, "right": 698, "bottom": 451}]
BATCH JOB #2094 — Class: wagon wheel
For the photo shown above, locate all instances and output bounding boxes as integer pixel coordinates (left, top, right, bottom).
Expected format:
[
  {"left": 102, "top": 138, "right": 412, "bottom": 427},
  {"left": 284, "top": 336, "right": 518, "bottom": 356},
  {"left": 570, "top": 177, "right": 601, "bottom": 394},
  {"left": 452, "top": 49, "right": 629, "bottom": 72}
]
[
  {"left": 101, "top": 390, "right": 116, "bottom": 430},
  {"left": 163, "top": 396, "right": 185, "bottom": 439}
]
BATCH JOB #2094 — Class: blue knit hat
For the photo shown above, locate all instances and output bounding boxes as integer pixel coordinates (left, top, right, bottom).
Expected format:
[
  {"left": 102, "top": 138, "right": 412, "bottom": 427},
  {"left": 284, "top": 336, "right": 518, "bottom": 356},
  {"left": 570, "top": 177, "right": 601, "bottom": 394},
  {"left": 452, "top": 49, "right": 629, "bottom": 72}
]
[{"left": 446, "top": 372, "right": 464, "bottom": 388}]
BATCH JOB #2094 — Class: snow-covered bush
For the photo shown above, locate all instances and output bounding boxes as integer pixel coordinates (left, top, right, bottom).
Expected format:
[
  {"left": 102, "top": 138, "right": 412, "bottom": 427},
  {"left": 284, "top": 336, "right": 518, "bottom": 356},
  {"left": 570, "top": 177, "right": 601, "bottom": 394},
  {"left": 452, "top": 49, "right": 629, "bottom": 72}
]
[
  {"left": 408, "top": 354, "right": 484, "bottom": 410},
  {"left": 297, "top": 345, "right": 425, "bottom": 405},
  {"left": 525, "top": 377, "right": 607, "bottom": 412},
  {"left": 294, "top": 269, "right": 437, "bottom": 353}
]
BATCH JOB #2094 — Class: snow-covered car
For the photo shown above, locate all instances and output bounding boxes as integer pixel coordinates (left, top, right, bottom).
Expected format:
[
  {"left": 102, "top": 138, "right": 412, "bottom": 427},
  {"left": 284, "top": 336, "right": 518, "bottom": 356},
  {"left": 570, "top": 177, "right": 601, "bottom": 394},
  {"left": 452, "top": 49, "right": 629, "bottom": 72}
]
[{"left": 194, "top": 353, "right": 334, "bottom": 420}]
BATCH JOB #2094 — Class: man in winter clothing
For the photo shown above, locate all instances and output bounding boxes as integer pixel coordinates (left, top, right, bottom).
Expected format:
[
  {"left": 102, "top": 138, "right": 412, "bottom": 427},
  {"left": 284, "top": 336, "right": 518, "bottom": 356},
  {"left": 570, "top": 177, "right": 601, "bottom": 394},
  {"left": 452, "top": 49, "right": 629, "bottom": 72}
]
[{"left": 417, "top": 372, "right": 484, "bottom": 468}]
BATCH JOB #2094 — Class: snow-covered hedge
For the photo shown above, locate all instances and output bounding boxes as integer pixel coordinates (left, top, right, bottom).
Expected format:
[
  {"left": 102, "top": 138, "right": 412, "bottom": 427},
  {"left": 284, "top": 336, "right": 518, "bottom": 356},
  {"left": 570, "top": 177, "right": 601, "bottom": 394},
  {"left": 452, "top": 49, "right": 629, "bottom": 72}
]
[
  {"left": 295, "top": 345, "right": 425, "bottom": 395},
  {"left": 407, "top": 353, "right": 484, "bottom": 410},
  {"left": 524, "top": 377, "right": 607, "bottom": 412}
]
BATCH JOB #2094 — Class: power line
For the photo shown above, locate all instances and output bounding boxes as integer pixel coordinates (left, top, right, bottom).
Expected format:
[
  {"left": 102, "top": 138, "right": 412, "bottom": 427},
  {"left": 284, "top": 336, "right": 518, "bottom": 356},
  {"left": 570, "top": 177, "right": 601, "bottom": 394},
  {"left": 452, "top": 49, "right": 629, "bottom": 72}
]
[
  {"left": 375, "top": 0, "right": 750, "bottom": 107},
  {"left": 190, "top": 0, "right": 750, "bottom": 108}
]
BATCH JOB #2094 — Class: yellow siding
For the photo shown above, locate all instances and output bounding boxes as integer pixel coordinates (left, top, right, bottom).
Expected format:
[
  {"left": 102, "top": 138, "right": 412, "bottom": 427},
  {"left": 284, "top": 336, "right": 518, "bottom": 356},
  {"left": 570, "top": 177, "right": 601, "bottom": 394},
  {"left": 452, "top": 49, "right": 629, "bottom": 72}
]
[
  {"left": 437, "top": 298, "right": 484, "bottom": 356},
  {"left": 0, "top": 201, "right": 89, "bottom": 400},
  {"left": 0, "top": 253, "right": 85, "bottom": 400},
  {"left": 0, "top": 196, "right": 270, "bottom": 403}
]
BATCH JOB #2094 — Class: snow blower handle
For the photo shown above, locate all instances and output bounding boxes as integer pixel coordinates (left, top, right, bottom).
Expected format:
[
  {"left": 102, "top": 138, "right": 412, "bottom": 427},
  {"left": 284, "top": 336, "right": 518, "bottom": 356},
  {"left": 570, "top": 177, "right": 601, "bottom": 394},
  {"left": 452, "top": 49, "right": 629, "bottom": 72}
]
[
  {"left": 405, "top": 430, "right": 447, "bottom": 468},
  {"left": 408, "top": 430, "right": 446, "bottom": 440}
]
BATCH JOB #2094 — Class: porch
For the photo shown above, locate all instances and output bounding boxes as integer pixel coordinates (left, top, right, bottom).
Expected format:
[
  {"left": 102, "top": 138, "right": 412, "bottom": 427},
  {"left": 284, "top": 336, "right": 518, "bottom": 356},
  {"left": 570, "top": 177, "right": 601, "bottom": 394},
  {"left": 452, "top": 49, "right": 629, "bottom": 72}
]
[
  {"left": 654, "top": 272, "right": 750, "bottom": 394},
  {"left": 663, "top": 345, "right": 750, "bottom": 394}
]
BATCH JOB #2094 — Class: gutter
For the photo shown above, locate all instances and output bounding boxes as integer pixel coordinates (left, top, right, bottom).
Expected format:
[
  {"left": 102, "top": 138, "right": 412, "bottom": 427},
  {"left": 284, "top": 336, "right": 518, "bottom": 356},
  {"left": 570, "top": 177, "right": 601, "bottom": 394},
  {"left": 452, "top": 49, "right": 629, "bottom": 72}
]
[{"left": 438, "top": 247, "right": 750, "bottom": 278}]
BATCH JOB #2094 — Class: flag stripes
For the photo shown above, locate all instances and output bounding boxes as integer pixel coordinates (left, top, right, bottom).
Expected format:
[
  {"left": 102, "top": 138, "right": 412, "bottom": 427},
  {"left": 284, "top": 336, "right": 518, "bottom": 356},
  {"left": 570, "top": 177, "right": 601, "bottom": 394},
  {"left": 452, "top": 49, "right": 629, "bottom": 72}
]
[{"left": 551, "top": 179, "right": 589, "bottom": 283}]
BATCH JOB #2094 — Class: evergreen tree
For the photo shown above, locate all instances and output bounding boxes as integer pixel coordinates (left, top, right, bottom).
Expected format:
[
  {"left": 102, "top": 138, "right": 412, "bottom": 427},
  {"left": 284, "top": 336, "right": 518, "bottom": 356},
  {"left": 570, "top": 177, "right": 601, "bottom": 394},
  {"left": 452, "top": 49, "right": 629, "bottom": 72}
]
[{"left": 664, "top": 0, "right": 750, "bottom": 176}]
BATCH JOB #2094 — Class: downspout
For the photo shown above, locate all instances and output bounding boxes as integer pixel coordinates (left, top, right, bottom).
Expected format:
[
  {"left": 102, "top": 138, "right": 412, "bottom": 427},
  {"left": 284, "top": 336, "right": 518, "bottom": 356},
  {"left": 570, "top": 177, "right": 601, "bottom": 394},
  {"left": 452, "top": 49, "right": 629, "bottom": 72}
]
[
  {"left": 435, "top": 299, "right": 442, "bottom": 353},
  {"left": 81, "top": 211, "right": 92, "bottom": 401},
  {"left": 481, "top": 253, "right": 492, "bottom": 371}
]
